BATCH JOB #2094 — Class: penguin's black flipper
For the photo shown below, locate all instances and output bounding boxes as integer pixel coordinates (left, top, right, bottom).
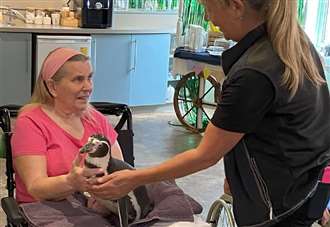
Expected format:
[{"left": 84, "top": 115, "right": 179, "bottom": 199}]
[{"left": 118, "top": 197, "right": 129, "bottom": 227}]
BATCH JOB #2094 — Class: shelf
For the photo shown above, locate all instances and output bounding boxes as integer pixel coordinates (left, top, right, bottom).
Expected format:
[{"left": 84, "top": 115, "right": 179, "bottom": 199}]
[{"left": 114, "top": 9, "right": 178, "bottom": 15}]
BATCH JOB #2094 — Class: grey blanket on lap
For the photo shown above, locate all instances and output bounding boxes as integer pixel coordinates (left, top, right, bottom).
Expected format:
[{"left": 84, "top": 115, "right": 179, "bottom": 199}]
[{"left": 20, "top": 180, "right": 203, "bottom": 227}]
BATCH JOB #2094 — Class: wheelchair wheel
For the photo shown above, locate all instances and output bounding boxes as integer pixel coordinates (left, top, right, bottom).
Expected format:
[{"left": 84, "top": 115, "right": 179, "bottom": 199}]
[
  {"left": 206, "top": 196, "right": 235, "bottom": 227},
  {"left": 173, "top": 72, "right": 220, "bottom": 133}
]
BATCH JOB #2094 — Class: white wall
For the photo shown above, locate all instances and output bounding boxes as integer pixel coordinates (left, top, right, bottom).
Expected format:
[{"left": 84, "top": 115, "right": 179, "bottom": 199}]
[{"left": 113, "top": 11, "right": 177, "bottom": 30}]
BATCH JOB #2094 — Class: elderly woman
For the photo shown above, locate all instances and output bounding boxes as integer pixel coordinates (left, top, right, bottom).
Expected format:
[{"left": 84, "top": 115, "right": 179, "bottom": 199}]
[
  {"left": 11, "top": 47, "right": 123, "bottom": 203},
  {"left": 89, "top": 0, "right": 330, "bottom": 226}
]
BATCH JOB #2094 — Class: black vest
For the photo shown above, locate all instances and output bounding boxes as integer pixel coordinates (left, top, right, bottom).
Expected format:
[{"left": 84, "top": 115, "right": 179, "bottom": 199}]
[{"left": 224, "top": 37, "right": 330, "bottom": 226}]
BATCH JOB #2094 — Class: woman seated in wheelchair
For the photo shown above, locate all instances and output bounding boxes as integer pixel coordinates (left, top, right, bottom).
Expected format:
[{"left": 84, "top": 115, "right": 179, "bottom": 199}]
[
  {"left": 10, "top": 48, "right": 202, "bottom": 226},
  {"left": 11, "top": 47, "right": 123, "bottom": 204}
]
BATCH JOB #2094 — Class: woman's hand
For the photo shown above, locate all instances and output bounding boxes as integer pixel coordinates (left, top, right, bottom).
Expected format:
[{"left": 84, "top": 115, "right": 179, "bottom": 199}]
[
  {"left": 224, "top": 178, "right": 232, "bottom": 195},
  {"left": 322, "top": 208, "right": 330, "bottom": 226},
  {"left": 66, "top": 154, "right": 103, "bottom": 192},
  {"left": 88, "top": 169, "right": 139, "bottom": 200}
]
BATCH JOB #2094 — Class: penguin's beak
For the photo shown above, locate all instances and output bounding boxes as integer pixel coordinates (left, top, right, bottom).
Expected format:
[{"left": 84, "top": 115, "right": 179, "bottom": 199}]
[{"left": 80, "top": 143, "right": 94, "bottom": 154}]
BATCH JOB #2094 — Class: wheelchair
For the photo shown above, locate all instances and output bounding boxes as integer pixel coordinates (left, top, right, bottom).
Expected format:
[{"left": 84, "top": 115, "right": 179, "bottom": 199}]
[
  {"left": 0, "top": 102, "right": 134, "bottom": 227},
  {"left": 0, "top": 102, "right": 236, "bottom": 227},
  {"left": 206, "top": 193, "right": 236, "bottom": 227}
]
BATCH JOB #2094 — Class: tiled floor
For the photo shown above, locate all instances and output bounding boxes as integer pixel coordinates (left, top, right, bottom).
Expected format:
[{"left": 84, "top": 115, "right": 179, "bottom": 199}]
[
  {"left": 0, "top": 104, "right": 225, "bottom": 226},
  {"left": 131, "top": 104, "right": 225, "bottom": 218}
]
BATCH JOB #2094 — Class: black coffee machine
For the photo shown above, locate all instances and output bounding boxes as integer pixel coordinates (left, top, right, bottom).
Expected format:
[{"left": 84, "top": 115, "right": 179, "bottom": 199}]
[{"left": 81, "top": 0, "right": 113, "bottom": 28}]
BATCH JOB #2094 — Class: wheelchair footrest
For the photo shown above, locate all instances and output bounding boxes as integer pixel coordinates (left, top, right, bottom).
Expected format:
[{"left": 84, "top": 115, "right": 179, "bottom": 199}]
[{"left": 1, "top": 197, "right": 27, "bottom": 225}]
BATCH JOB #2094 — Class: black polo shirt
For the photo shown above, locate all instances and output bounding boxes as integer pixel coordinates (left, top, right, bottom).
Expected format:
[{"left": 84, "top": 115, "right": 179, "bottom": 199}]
[
  {"left": 211, "top": 24, "right": 330, "bottom": 225},
  {"left": 211, "top": 25, "right": 275, "bottom": 133}
]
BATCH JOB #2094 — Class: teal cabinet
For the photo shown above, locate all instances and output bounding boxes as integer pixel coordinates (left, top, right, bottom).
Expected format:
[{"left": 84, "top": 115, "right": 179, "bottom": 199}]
[
  {"left": 130, "top": 34, "right": 170, "bottom": 106},
  {"left": 90, "top": 34, "right": 132, "bottom": 104},
  {"left": 91, "top": 33, "right": 170, "bottom": 106},
  {"left": 0, "top": 33, "right": 32, "bottom": 106}
]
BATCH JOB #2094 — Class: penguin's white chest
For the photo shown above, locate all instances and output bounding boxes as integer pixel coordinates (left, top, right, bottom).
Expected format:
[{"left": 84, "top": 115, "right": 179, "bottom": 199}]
[{"left": 86, "top": 152, "right": 110, "bottom": 171}]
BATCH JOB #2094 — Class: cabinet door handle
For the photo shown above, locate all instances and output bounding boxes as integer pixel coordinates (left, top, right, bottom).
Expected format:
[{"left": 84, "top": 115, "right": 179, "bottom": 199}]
[
  {"left": 130, "top": 39, "right": 137, "bottom": 72},
  {"left": 92, "top": 39, "right": 97, "bottom": 75},
  {"left": 26, "top": 38, "right": 29, "bottom": 74}
]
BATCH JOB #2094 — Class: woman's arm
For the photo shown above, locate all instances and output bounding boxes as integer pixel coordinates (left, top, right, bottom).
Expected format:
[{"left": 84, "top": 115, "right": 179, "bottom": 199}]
[
  {"left": 138, "top": 123, "right": 243, "bottom": 181},
  {"left": 90, "top": 122, "right": 244, "bottom": 199},
  {"left": 322, "top": 208, "right": 330, "bottom": 226},
  {"left": 111, "top": 141, "right": 124, "bottom": 161},
  {"left": 14, "top": 154, "right": 102, "bottom": 201}
]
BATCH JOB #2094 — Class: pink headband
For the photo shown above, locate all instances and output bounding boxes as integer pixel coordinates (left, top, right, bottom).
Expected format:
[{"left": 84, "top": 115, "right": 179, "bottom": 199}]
[{"left": 41, "top": 47, "right": 83, "bottom": 81}]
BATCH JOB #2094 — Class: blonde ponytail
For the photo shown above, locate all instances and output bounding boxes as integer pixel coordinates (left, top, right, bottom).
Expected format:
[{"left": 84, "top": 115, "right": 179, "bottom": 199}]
[
  {"left": 266, "top": 0, "right": 325, "bottom": 96},
  {"left": 220, "top": 0, "right": 325, "bottom": 97}
]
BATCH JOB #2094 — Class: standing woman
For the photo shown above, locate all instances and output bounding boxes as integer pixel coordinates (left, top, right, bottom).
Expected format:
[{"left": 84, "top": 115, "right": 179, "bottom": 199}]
[{"left": 90, "top": 0, "right": 330, "bottom": 226}]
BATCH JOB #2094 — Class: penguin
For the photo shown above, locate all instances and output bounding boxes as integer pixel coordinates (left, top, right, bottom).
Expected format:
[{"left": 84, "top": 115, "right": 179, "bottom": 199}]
[{"left": 80, "top": 134, "right": 153, "bottom": 227}]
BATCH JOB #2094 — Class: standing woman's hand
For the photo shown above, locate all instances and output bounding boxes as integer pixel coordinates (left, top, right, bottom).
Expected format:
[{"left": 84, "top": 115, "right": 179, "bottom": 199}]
[
  {"left": 224, "top": 178, "right": 232, "bottom": 196},
  {"left": 321, "top": 208, "right": 330, "bottom": 226},
  {"left": 89, "top": 169, "right": 139, "bottom": 200},
  {"left": 66, "top": 154, "right": 103, "bottom": 192}
]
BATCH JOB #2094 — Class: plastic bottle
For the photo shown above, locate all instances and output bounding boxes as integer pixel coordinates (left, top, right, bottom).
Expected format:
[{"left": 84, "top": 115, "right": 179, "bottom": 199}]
[
  {"left": 144, "top": 0, "right": 153, "bottom": 10},
  {"left": 25, "top": 7, "right": 35, "bottom": 24},
  {"left": 43, "top": 15, "right": 51, "bottom": 25},
  {"left": 34, "top": 15, "right": 43, "bottom": 25},
  {"left": 61, "top": 6, "right": 70, "bottom": 18}
]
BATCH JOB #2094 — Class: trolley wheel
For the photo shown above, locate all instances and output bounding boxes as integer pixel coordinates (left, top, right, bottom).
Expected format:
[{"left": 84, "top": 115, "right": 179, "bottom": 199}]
[
  {"left": 173, "top": 72, "right": 221, "bottom": 133},
  {"left": 206, "top": 198, "right": 235, "bottom": 227}
]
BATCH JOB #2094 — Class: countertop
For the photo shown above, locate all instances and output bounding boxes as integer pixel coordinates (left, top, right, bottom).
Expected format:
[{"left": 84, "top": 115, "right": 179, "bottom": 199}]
[{"left": 0, "top": 23, "right": 175, "bottom": 34}]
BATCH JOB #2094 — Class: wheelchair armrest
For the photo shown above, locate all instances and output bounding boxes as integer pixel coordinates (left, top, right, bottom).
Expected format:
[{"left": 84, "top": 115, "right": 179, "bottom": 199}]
[
  {"left": 1, "top": 197, "right": 27, "bottom": 225},
  {"left": 91, "top": 102, "right": 129, "bottom": 116}
]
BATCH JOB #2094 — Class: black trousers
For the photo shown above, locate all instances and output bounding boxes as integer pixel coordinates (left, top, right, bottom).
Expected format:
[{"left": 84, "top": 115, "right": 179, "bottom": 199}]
[
  {"left": 272, "top": 202, "right": 318, "bottom": 227},
  {"left": 272, "top": 182, "right": 329, "bottom": 227}
]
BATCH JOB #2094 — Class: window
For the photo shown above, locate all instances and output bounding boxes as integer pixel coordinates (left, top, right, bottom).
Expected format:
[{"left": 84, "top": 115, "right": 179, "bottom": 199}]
[
  {"left": 302, "top": 0, "right": 330, "bottom": 82},
  {"left": 302, "top": 0, "right": 329, "bottom": 48}
]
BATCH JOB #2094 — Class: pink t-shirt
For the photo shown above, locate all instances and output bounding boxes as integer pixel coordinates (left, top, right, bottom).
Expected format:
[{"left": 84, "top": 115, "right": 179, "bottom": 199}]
[{"left": 11, "top": 106, "right": 118, "bottom": 203}]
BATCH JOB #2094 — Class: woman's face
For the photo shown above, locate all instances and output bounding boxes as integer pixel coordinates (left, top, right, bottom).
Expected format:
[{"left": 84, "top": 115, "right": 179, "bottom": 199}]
[
  {"left": 203, "top": 0, "right": 244, "bottom": 41},
  {"left": 51, "top": 60, "right": 93, "bottom": 113}
]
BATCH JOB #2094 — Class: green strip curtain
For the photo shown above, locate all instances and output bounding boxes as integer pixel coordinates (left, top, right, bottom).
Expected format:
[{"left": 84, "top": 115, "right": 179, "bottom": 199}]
[
  {"left": 182, "top": 0, "right": 310, "bottom": 36},
  {"left": 297, "top": 0, "right": 330, "bottom": 48},
  {"left": 182, "top": 0, "right": 208, "bottom": 34},
  {"left": 297, "top": 0, "right": 307, "bottom": 26},
  {"left": 129, "top": 0, "right": 178, "bottom": 10}
]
